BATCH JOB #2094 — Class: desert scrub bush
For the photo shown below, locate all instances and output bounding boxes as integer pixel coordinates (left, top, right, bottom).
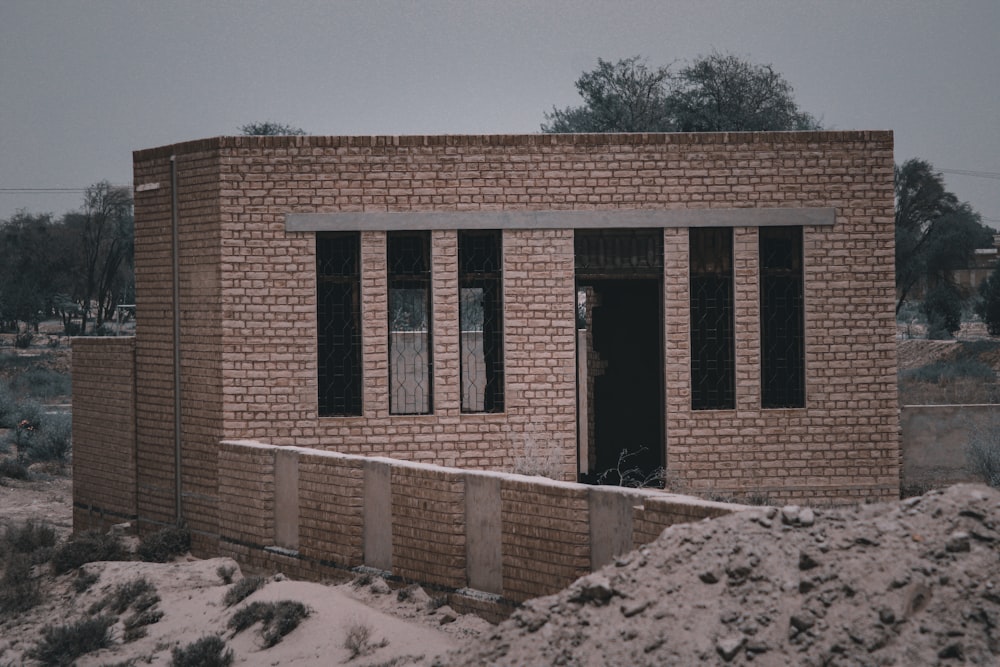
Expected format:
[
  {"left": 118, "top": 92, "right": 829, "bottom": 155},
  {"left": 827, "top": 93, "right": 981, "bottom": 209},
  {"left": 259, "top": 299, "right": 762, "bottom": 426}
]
[
  {"left": 21, "top": 413, "right": 72, "bottom": 464},
  {"left": 343, "top": 620, "right": 389, "bottom": 660},
  {"left": 137, "top": 524, "right": 189, "bottom": 562},
  {"left": 2, "top": 520, "right": 56, "bottom": 566},
  {"left": 88, "top": 577, "right": 163, "bottom": 642},
  {"left": 0, "top": 381, "right": 15, "bottom": 428},
  {"left": 170, "top": 635, "right": 234, "bottom": 667},
  {"left": 28, "top": 615, "right": 114, "bottom": 666},
  {"left": 0, "top": 457, "right": 29, "bottom": 480},
  {"left": 72, "top": 568, "right": 99, "bottom": 593},
  {"left": 222, "top": 575, "right": 265, "bottom": 607},
  {"left": 90, "top": 577, "right": 159, "bottom": 615},
  {"left": 0, "top": 553, "right": 41, "bottom": 614},
  {"left": 902, "top": 358, "right": 996, "bottom": 384},
  {"left": 966, "top": 418, "right": 1000, "bottom": 488},
  {"left": 52, "top": 530, "right": 128, "bottom": 574},
  {"left": 228, "top": 600, "right": 310, "bottom": 648},
  {"left": 9, "top": 367, "right": 71, "bottom": 401},
  {"left": 216, "top": 563, "right": 236, "bottom": 584},
  {"left": 122, "top": 607, "right": 165, "bottom": 642},
  {"left": 0, "top": 400, "right": 43, "bottom": 460}
]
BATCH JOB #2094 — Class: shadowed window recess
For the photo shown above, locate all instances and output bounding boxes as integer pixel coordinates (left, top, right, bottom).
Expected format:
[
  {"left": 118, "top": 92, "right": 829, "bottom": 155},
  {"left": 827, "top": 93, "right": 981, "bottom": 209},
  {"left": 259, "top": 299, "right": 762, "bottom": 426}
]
[
  {"left": 760, "top": 226, "right": 805, "bottom": 408},
  {"left": 388, "top": 232, "right": 432, "bottom": 415},
  {"left": 459, "top": 230, "right": 504, "bottom": 412},
  {"left": 317, "top": 232, "right": 362, "bottom": 416},
  {"left": 690, "top": 227, "right": 735, "bottom": 410}
]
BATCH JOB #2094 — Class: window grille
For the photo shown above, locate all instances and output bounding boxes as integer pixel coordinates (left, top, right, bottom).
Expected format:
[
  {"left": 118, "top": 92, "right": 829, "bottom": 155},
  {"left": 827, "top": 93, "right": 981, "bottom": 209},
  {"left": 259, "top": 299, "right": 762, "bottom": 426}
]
[
  {"left": 317, "top": 232, "right": 362, "bottom": 416},
  {"left": 760, "top": 226, "right": 805, "bottom": 408},
  {"left": 690, "top": 227, "right": 735, "bottom": 410},
  {"left": 459, "top": 230, "right": 504, "bottom": 412},
  {"left": 388, "top": 232, "right": 432, "bottom": 414},
  {"left": 575, "top": 229, "right": 663, "bottom": 278}
]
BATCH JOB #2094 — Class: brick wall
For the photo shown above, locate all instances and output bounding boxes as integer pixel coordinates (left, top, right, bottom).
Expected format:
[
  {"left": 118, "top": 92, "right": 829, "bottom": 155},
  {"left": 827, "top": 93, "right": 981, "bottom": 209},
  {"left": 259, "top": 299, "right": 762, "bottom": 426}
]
[
  {"left": 391, "top": 465, "right": 466, "bottom": 589},
  {"left": 218, "top": 440, "right": 274, "bottom": 547},
  {"left": 72, "top": 337, "right": 137, "bottom": 532},
  {"left": 500, "top": 477, "right": 591, "bottom": 601},
  {"left": 132, "top": 146, "right": 225, "bottom": 548},
  {"left": 298, "top": 452, "right": 364, "bottom": 567}
]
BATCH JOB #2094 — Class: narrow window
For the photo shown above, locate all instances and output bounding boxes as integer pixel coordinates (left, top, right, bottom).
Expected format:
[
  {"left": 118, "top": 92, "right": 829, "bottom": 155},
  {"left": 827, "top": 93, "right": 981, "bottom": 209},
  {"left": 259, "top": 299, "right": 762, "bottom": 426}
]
[
  {"left": 317, "top": 232, "right": 362, "bottom": 416},
  {"left": 690, "top": 227, "right": 735, "bottom": 410},
  {"left": 760, "top": 226, "right": 805, "bottom": 408},
  {"left": 388, "top": 232, "right": 432, "bottom": 414},
  {"left": 459, "top": 230, "right": 504, "bottom": 412}
]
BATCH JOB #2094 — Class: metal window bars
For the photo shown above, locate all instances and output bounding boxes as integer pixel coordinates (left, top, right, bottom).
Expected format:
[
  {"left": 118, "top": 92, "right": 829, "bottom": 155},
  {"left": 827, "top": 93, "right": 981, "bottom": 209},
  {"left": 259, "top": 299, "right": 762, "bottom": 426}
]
[
  {"left": 760, "top": 226, "right": 805, "bottom": 408},
  {"left": 459, "top": 230, "right": 504, "bottom": 412},
  {"left": 388, "top": 232, "right": 432, "bottom": 414},
  {"left": 316, "top": 232, "right": 362, "bottom": 416},
  {"left": 690, "top": 227, "right": 735, "bottom": 410}
]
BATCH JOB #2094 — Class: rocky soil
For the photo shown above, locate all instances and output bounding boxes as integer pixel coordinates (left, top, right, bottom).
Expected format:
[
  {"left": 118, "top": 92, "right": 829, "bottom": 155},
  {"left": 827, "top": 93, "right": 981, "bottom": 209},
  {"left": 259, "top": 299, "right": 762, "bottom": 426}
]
[{"left": 437, "top": 484, "right": 1000, "bottom": 666}]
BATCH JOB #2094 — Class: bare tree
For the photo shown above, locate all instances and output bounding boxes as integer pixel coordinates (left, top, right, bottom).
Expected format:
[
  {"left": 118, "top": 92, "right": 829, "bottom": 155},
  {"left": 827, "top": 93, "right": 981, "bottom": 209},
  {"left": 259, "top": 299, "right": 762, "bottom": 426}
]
[{"left": 69, "top": 182, "right": 133, "bottom": 333}]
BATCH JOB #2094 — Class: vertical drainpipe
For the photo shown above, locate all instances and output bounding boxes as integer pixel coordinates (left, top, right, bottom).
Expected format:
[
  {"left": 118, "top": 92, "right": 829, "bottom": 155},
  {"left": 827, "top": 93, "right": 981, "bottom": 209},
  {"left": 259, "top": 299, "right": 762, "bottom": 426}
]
[{"left": 170, "top": 155, "right": 183, "bottom": 526}]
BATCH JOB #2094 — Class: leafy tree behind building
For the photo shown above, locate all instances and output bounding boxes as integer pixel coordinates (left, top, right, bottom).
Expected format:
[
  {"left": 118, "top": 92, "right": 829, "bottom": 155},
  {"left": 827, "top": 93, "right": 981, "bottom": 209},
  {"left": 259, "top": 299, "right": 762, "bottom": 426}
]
[
  {"left": 542, "top": 52, "right": 819, "bottom": 133},
  {"left": 0, "top": 182, "right": 134, "bottom": 335},
  {"left": 239, "top": 121, "right": 306, "bottom": 136},
  {"left": 894, "top": 159, "right": 993, "bottom": 322}
]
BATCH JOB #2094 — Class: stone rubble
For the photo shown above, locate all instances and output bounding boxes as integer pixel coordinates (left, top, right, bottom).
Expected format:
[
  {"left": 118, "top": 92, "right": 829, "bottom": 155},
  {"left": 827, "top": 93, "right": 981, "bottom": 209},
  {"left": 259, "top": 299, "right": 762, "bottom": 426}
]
[{"left": 435, "top": 484, "right": 1000, "bottom": 666}]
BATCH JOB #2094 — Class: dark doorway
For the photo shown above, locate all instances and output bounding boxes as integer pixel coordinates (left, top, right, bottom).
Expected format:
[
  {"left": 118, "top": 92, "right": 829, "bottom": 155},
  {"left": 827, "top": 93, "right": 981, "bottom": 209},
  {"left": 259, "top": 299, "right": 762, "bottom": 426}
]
[{"left": 577, "top": 279, "right": 664, "bottom": 484}]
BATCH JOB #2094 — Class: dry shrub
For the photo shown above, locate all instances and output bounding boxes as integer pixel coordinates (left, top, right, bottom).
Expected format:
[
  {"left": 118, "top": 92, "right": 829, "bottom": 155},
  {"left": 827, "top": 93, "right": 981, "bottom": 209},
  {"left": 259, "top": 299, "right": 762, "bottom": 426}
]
[
  {"left": 228, "top": 600, "right": 309, "bottom": 648},
  {"left": 170, "top": 635, "right": 233, "bottom": 667},
  {"left": 223, "top": 575, "right": 265, "bottom": 607},
  {"left": 29, "top": 615, "right": 114, "bottom": 666}
]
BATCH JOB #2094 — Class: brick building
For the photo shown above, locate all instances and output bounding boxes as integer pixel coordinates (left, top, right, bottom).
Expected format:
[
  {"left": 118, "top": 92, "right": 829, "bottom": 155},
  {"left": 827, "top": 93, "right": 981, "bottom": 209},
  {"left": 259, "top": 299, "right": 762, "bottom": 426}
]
[{"left": 74, "top": 131, "right": 899, "bottom": 554}]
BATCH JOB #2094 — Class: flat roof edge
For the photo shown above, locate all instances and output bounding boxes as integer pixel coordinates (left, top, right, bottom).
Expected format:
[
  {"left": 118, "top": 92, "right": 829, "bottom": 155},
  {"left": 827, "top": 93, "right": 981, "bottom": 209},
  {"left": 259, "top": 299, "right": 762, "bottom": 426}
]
[{"left": 134, "top": 130, "right": 893, "bottom": 162}]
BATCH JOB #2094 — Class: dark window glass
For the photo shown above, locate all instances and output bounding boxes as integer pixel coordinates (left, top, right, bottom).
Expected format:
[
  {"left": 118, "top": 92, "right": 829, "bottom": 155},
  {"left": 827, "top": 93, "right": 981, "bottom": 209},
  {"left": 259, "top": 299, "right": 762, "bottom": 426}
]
[
  {"left": 388, "top": 232, "right": 432, "bottom": 414},
  {"left": 459, "top": 230, "right": 504, "bottom": 412},
  {"left": 690, "top": 227, "right": 735, "bottom": 410},
  {"left": 760, "top": 226, "right": 805, "bottom": 408},
  {"left": 317, "top": 232, "right": 362, "bottom": 416}
]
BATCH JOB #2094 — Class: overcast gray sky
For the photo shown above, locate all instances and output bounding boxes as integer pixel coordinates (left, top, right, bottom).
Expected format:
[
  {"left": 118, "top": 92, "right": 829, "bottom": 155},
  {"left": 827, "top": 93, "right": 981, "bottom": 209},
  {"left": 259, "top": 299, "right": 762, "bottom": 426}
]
[{"left": 1, "top": 0, "right": 998, "bottom": 225}]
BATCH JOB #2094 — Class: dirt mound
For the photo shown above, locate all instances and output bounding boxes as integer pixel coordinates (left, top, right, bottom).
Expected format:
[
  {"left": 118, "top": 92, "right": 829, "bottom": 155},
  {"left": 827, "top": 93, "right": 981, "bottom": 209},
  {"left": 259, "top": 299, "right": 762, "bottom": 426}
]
[{"left": 437, "top": 485, "right": 1000, "bottom": 666}]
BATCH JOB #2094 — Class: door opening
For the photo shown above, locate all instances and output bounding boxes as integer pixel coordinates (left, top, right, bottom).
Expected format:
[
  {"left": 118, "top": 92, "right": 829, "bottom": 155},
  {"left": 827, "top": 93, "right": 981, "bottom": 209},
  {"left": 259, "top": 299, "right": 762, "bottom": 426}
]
[{"left": 577, "top": 279, "right": 664, "bottom": 485}]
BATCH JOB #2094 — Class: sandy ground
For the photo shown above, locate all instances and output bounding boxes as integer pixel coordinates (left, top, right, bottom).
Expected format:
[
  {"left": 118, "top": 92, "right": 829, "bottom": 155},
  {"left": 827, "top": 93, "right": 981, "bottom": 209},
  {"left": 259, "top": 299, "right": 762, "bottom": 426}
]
[
  {"left": 0, "top": 475, "right": 489, "bottom": 666},
  {"left": 4, "top": 477, "right": 1000, "bottom": 666}
]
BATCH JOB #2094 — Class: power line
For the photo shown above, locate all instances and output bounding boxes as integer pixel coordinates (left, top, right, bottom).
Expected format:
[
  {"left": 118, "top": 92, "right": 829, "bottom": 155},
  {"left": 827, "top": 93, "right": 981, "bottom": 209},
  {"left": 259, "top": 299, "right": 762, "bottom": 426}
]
[
  {"left": 0, "top": 188, "right": 89, "bottom": 193},
  {"left": 940, "top": 169, "right": 1000, "bottom": 181},
  {"left": 0, "top": 186, "right": 131, "bottom": 193}
]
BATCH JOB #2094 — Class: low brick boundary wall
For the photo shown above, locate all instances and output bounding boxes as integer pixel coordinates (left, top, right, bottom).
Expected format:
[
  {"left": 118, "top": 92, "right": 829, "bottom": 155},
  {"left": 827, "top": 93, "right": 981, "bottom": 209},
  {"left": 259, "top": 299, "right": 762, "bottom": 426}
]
[
  {"left": 72, "top": 337, "right": 137, "bottom": 532},
  {"left": 217, "top": 440, "right": 743, "bottom": 613}
]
